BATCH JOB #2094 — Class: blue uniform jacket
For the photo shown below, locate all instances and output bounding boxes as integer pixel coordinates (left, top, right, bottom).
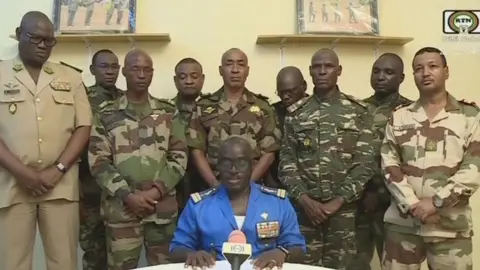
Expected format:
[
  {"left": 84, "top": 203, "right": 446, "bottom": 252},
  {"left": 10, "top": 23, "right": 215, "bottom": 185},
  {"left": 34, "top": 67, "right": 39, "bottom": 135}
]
[{"left": 169, "top": 183, "right": 306, "bottom": 260}]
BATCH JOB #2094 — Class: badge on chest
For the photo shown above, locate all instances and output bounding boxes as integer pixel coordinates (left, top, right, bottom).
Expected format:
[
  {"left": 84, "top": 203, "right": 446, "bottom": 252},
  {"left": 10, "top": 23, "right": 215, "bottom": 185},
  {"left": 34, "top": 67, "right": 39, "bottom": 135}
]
[{"left": 256, "top": 221, "right": 280, "bottom": 239}]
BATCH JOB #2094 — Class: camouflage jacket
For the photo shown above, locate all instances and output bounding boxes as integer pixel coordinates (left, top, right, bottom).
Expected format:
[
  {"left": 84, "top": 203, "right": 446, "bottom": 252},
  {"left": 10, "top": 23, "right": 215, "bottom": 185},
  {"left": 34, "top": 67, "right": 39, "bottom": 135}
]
[
  {"left": 88, "top": 94, "right": 188, "bottom": 224},
  {"left": 279, "top": 89, "right": 376, "bottom": 203},
  {"left": 188, "top": 88, "right": 282, "bottom": 173},
  {"left": 363, "top": 93, "right": 412, "bottom": 206},
  {"left": 80, "top": 85, "right": 124, "bottom": 196},
  {"left": 381, "top": 94, "right": 480, "bottom": 237}
]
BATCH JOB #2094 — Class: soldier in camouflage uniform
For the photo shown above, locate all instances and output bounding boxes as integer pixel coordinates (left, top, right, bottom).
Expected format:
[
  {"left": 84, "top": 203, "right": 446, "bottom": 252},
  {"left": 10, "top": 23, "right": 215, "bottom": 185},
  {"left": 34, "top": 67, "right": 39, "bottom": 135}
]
[
  {"left": 279, "top": 48, "right": 376, "bottom": 270},
  {"left": 381, "top": 47, "right": 479, "bottom": 270},
  {"left": 348, "top": 53, "right": 412, "bottom": 270},
  {"left": 188, "top": 48, "right": 282, "bottom": 188},
  {"left": 88, "top": 49, "right": 188, "bottom": 269},
  {"left": 270, "top": 66, "right": 308, "bottom": 188},
  {"left": 171, "top": 58, "right": 206, "bottom": 211},
  {"left": 79, "top": 49, "right": 123, "bottom": 270}
]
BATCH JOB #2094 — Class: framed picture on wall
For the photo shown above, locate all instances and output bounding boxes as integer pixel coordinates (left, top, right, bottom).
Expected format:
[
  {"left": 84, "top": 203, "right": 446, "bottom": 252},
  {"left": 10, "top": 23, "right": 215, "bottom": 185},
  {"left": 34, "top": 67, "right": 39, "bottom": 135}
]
[
  {"left": 53, "top": 0, "right": 137, "bottom": 34},
  {"left": 296, "top": 0, "right": 379, "bottom": 35}
]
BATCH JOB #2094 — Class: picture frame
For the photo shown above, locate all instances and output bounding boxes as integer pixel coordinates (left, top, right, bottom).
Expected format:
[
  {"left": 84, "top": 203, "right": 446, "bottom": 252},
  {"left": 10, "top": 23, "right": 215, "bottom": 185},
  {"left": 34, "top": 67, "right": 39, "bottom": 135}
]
[
  {"left": 52, "top": 0, "right": 137, "bottom": 34},
  {"left": 296, "top": 0, "right": 379, "bottom": 35}
]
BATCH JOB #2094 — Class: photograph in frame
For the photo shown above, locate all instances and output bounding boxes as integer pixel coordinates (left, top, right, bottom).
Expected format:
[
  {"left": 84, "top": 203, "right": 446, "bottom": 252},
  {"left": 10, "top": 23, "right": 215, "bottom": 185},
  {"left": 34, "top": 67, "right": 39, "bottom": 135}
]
[
  {"left": 296, "top": 0, "right": 379, "bottom": 35},
  {"left": 53, "top": 0, "right": 137, "bottom": 34}
]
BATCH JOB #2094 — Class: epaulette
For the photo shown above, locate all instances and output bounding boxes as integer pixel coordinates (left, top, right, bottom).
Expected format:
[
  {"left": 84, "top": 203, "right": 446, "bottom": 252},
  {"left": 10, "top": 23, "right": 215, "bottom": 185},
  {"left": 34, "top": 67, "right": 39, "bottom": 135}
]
[
  {"left": 199, "top": 92, "right": 212, "bottom": 99},
  {"left": 393, "top": 103, "right": 411, "bottom": 112},
  {"left": 344, "top": 94, "right": 368, "bottom": 109},
  {"left": 253, "top": 93, "right": 270, "bottom": 102},
  {"left": 60, "top": 61, "right": 83, "bottom": 73},
  {"left": 190, "top": 187, "right": 218, "bottom": 204},
  {"left": 459, "top": 99, "right": 479, "bottom": 109},
  {"left": 98, "top": 100, "right": 116, "bottom": 111},
  {"left": 287, "top": 95, "right": 311, "bottom": 113},
  {"left": 259, "top": 186, "right": 287, "bottom": 199},
  {"left": 156, "top": 97, "right": 175, "bottom": 107}
]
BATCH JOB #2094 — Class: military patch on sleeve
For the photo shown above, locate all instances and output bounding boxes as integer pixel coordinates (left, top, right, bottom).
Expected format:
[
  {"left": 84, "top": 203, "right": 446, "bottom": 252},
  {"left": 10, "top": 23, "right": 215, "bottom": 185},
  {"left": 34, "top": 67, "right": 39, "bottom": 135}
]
[
  {"left": 287, "top": 95, "right": 311, "bottom": 113},
  {"left": 60, "top": 61, "right": 83, "bottom": 73},
  {"left": 259, "top": 186, "right": 287, "bottom": 199},
  {"left": 190, "top": 187, "right": 218, "bottom": 203},
  {"left": 460, "top": 99, "right": 479, "bottom": 110}
]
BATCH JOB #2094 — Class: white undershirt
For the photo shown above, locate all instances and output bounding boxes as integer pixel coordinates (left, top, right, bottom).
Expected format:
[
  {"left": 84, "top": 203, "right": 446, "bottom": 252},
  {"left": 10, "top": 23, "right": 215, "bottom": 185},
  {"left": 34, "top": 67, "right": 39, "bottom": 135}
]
[{"left": 234, "top": 215, "right": 246, "bottom": 229}]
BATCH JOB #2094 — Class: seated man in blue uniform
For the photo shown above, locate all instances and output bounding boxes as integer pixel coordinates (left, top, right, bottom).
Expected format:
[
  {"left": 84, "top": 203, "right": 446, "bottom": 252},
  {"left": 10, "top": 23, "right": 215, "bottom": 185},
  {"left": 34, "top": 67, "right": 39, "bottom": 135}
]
[{"left": 170, "top": 136, "right": 306, "bottom": 269}]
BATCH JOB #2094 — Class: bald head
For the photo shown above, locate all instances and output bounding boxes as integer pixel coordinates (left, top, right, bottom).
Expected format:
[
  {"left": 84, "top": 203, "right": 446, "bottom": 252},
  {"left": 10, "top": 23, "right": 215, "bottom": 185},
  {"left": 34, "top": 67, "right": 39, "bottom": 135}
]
[
  {"left": 20, "top": 11, "right": 52, "bottom": 29},
  {"left": 376, "top": 53, "right": 404, "bottom": 73},
  {"left": 311, "top": 48, "right": 339, "bottom": 65},
  {"left": 309, "top": 48, "right": 342, "bottom": 92},
  {"left": 219, "top": 48, "right": 249, "bottom": 90},
  {"left": 220, "top": 136, "right": 253, "bottom": 159},
  {"left": 276, "top": 66, "right": 307, "bottom": 107},
  {"left": 16, "top": 11, "right": 54, "bottom": 67},
  {"left": 221, "top": 48, "right": 248, "bottom": 65},
  {"left": 122, "top": 49, "right": 154, "bottom": 93},
  {"left": 124, "top": 49, "right": 152, "bottom": 67}
]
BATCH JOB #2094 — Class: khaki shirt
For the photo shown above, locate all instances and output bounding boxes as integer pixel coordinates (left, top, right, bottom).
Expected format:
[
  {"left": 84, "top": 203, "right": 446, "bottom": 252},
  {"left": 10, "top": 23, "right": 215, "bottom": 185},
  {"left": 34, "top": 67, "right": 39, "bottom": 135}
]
[{"left": 0, "top": 57, "right": 92, "bottom": 208}]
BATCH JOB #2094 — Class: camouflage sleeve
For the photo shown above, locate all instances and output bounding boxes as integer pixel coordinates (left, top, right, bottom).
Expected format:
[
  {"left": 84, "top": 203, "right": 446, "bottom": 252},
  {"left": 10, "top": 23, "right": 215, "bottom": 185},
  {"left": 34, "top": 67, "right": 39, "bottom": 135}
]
[
  {"left": 187, "top": 106, "right": 207, "bottom": 150},
  {"left": 258, "top": 105, "right": 282, "bottom": 154},
  {"left": 381, "top": 118, "right": 419, "bottom": 214},
  {"left": 278, "top": 115, "right": 309, "bottom": 200},
  {"left": 335, "top": 111, "right": 376, "bottom": 203},
  {"left": 435, "top": 113, "right": 480, "bottom": 207},
  {"left": 364, "top": 127, "right": 384, "bottom": 192},
  {"left": 88, "top": 114, "right": 131, "bottom": 199},
  {"left": 155, "top": 114, "right": 188, "bottom": 193}
]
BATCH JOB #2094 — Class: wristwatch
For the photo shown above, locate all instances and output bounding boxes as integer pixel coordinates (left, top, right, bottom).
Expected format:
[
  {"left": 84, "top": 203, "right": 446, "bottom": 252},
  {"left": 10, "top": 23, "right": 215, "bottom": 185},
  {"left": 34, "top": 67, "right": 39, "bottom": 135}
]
[
  {"left": 277, "top": 245, "right": 290, "bottom": 260},
  {"left": 433, "top": 195, "right": 444, "bottom": 208},
  {"left": 54, "top": 161, "right": 68, "bottom": 173}
]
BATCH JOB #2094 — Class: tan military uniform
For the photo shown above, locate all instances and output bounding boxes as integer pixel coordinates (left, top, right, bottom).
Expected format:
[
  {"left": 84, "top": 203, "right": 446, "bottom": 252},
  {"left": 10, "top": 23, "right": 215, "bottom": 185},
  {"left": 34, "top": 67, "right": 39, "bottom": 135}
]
[{"left": 0, "top": 57, "right": 92, "bottom": 270}]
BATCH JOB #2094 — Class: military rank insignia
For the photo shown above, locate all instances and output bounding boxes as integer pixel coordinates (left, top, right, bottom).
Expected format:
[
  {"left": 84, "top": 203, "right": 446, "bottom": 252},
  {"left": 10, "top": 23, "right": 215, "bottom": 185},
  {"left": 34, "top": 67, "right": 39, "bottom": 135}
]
[
  {"left": 204, "top": 107, "right": 215, "bottom": 114},
  {"left": 256, "top": 221, "right": 280, "bottom": 239},
  {"left": 9, "top": 103, "right": 17, "bottom": 114},
  {"left": 249, "top": 105, "right": 260, "bottom": 113},
  {"left": 43, "top": 66, "right": 54, "bottom": 75},
  {"left": 425, "top": 138, "right": 437, "bottom": 152}
]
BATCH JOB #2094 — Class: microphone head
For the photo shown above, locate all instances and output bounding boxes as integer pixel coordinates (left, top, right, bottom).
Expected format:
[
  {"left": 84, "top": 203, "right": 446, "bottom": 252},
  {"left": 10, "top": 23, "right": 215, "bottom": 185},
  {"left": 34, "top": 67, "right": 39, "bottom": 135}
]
[{"left": 228, "top": 230, "right": 247, "bottom": 244}]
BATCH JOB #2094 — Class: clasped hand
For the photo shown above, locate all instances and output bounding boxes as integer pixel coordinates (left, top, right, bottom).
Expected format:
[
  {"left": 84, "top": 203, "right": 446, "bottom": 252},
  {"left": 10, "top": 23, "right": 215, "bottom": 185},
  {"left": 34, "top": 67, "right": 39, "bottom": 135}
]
[
  {"left": 300, "top": 195, "right": 344, "bottom": 226},
  {"left": 20, "top": 165, "right": 63, "bottom": 196},
  {"left": 124, "top": 189, "right": 160, "bottom": 218},
  {"left": 410, "top": 197, "right": 440, "bottom": 224}
]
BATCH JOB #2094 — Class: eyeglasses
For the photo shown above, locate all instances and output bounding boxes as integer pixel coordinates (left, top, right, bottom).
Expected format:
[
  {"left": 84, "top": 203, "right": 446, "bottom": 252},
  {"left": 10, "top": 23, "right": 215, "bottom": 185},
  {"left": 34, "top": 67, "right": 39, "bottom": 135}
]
[
  {"left": 217, "top": 158, "right": 250, "bottom": 170},
  {"left": 25, "top": 32, "right": 56, "bottom": 47}
]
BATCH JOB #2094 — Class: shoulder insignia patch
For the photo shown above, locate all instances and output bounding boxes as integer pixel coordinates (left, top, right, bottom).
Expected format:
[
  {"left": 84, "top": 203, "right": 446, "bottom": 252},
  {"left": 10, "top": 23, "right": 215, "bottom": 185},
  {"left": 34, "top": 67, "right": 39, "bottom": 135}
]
[
  {"left": 259, "top": 186, "right": 287, "bottom": 199},
  {"left": 60, "top": 61, "right": 83, "bottom": 73},
  {"left": 190, "top": 187, "right": 218, "bottom": 203},
  {"left": 459, "top": 99, "right": 479, "bottom": 109},
  {"left": 287, "top": 95, "right": 310, "bottom": 113}
]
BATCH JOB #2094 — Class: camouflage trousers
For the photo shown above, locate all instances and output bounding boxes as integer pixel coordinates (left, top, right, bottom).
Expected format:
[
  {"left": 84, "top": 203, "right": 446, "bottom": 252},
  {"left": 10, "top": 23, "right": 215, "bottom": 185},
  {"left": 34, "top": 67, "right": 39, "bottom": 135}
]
[
  {"left": 298, "top": 203, "right": 356, "bottom": 270},
  {"left": 382, "top": 224, "right": 473, "bottom": 270},
  {"left": 348, "top": 210, "right": 385, "bottom": 270},
  {"left": 105, "top": 220, "right": 176, "bottom": 270},
  {"left": 80, "top": 201, "right": 107, "bottom": 270}
]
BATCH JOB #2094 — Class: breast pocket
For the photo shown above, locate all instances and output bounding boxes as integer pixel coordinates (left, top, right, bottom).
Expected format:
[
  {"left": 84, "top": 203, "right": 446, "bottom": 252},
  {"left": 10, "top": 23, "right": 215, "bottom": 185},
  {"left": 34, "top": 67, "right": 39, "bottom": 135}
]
[
  {"left": 0, "top": 85, "right": 27, "bottom": 116},
  {"left": 335, "top": 123, "right": 360, "bottom": 167},
  {"left": 293, "top": 125, "right": 317, "bottom": 154},
  {"left": 52, "top": 91, "right": 75, "bottom": 122}
]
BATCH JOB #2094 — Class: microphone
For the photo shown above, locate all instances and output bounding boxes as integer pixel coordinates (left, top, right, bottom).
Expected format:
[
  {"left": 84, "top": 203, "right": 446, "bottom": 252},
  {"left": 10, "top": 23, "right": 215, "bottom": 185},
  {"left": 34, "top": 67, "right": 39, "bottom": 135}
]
[{"left": 222, "top": 230, "right": 252, "bottom": 270}]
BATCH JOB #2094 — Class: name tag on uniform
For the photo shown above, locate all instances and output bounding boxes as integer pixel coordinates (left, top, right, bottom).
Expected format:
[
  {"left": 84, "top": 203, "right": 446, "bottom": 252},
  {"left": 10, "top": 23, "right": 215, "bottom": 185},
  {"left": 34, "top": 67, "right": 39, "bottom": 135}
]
[
  {"left": 4, "top": 89, "right": 20, "bottom": 95},
  {"left": 393, "top": 124, "right": 415, "bottom": 131},
  {"left": 256, "top": 221, "right": 280, "bottom": 239},
  {"left": 50, "top": 82, "right": 71, "bottom": 91}
]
